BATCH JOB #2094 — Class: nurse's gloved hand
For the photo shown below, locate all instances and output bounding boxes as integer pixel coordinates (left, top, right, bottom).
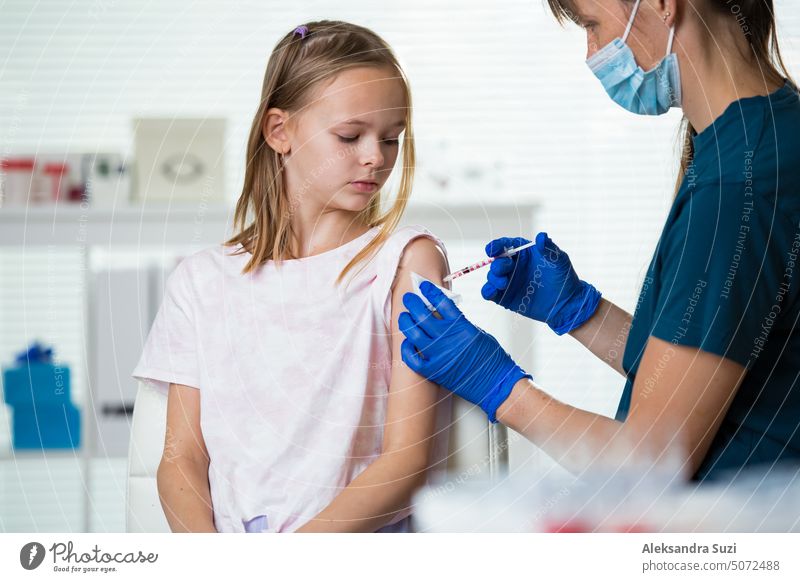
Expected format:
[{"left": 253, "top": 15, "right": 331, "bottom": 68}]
[
  {"left": 398, "top": 281, "right": 531, "bottom": 423},
  {"left": 481, "top": 232, "right": 602, "bottom": 335}
]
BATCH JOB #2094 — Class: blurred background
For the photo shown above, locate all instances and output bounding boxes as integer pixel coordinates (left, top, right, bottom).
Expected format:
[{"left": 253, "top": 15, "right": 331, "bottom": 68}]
[{"left": 0, "top": 0, "right": 798, "bottom": 532}]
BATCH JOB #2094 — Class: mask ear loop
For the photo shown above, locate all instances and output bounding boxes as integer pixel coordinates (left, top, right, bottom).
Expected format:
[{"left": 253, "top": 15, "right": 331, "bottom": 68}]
[
  {"left": 622, "top": 0, "right": 643, "bottom": 43},
  {"left": 665, "top": 26, "right": 676, "bottom": 57}
]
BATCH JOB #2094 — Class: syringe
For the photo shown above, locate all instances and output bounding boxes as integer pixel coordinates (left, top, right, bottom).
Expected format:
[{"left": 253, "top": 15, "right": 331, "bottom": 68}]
[{"left": 443, "top": 240, "right": 536, "bottom": 283}]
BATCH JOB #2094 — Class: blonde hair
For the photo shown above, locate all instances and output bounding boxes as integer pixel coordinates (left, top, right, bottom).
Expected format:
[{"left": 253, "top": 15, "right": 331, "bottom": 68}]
[{"left": 225, "top": 20, "right": 415, "bottom": 284}]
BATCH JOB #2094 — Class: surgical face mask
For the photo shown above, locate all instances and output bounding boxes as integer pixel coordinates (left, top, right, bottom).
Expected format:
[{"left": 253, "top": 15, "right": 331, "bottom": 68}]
[{"left": 586, "top": 0, "right": 681, "bottom": 115}]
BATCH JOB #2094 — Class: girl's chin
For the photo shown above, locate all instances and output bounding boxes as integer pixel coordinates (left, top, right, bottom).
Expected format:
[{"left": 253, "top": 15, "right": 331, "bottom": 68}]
[
  {"left": 341, "top": 191, "right": 379, "bottom": 210},
  {"left": 317, "top": 188, "right": 380, "bottom": 213}
]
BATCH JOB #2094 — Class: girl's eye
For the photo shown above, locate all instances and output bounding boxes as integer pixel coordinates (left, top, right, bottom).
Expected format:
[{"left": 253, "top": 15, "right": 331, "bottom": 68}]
[
  {"left": 382, "top": 138, "right": 400, "bottom": 146},
  {"left": 337, "top": 135, "right": 359, "bottom": 143}
]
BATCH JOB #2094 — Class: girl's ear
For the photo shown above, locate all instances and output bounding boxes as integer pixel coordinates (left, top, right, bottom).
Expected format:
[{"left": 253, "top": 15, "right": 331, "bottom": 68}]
[{"left": 263, "top": 108, "right": 292, "bottom": 155}]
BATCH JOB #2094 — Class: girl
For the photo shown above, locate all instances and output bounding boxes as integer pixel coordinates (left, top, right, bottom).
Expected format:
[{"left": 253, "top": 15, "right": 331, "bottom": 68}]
[{"left": 133, "top": 20, "right": 452, "bottom": 533}]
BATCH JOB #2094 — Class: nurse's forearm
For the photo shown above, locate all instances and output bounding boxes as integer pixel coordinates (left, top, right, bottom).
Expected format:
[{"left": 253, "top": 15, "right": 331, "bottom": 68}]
[
  {"left": 567, "top": 298, "right": 632, "bottom": 377},
  {"left": 496, "top": 378, "right": 636, "bottom": 476},
  {"left": 294, "top": 448, "right": 427, "bottom": 533}
]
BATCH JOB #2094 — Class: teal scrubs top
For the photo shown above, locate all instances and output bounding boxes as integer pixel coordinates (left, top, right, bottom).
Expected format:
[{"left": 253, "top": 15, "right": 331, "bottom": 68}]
[{"left": 616, "top": 81, "right": 800, "bottom": 482}]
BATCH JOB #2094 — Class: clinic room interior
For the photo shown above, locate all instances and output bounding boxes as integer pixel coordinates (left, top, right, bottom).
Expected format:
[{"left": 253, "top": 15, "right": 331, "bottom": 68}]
[{"left": 1, "top": 0, "right": 799, "bottom": 534}]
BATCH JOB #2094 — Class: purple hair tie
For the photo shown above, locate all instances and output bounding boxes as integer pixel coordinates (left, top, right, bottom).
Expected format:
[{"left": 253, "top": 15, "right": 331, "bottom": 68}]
[{"left": 293, "top": 25, "right": 309, "bottom": 39}]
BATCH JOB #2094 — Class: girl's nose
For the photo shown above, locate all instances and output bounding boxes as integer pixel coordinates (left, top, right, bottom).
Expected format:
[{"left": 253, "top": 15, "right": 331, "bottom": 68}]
[{"left": 360, "top": 140, "right": 384, "bottom": 168}]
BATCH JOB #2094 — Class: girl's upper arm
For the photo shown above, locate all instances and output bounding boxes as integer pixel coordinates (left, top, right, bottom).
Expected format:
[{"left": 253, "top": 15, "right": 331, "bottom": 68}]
[
  {"left": 625, "top": 336, "right": 747, "bottom": 475},
  {"left": 381, "top": 237, "right": 450, "bottom": 458},
  {"left": 163, "top": 382, "right": 209, "bottom": 466}
]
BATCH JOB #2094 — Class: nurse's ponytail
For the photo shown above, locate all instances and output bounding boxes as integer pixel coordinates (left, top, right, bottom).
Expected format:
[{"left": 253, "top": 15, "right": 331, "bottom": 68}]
[{"left": 675, "top": 0, "right": 794, "bottom": 196}]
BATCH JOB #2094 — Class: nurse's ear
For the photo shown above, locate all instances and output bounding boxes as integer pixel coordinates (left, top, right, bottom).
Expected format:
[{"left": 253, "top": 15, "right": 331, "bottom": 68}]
[
  {"left": 263, "top": 108, "right": 293, "bottom": 156},
  {"left": 657, "top": 0, "right": 678, "bottom": 29}
]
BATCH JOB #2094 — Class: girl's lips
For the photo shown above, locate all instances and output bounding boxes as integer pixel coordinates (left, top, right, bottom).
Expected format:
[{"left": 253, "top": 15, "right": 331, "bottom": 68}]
[{"left": 350, "top": 181, "right": 379, "bottom": 193}]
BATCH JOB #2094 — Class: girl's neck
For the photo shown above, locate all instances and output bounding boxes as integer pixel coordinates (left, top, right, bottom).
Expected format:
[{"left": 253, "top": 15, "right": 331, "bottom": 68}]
[{"left": 289, "top": 211, "right": 371, "bottom": 259}]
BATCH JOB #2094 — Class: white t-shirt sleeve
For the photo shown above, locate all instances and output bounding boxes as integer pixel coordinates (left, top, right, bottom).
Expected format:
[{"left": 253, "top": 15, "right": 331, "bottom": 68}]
[
  {"left": 132, "top": 259, "right": 200, "bottom": 395},
  {"left": 372, "top": 225, "right": 450, "bottom": 328}
]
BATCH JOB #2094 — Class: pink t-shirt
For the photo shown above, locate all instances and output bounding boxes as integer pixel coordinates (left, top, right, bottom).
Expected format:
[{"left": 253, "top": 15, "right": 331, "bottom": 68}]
[{"left": 132, "top": 224, "right": 452, "bottom": 533}]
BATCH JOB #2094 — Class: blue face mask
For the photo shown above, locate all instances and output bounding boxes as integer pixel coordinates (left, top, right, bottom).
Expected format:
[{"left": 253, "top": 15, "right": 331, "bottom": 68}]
[{"left": 587, "top": 0, "right": 681, "bottom": 115}]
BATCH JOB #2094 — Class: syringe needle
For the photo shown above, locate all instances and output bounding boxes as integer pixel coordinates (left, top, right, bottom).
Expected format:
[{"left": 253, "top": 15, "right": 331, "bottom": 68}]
[{"left": 443, "top": 240, "right": 537, "bottom": 282}]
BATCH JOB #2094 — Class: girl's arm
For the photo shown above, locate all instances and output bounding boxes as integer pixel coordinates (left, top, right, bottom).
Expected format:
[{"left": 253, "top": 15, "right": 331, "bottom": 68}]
[
  {"left": 567, "top": 298, "right": 633, "bottom": 378},
  {"left": 156, "top": 382, "right": 217, "bottom": 533},
  {"left": 295, "top": 237, "right": 448, "bottom": 533},
  {"left": 496, "top": 336, "right": 747, "bottom": 477}
]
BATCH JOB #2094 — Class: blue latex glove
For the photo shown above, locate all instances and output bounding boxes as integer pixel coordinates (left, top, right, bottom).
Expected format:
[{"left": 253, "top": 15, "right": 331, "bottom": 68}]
[
  {"left": 398, "top": 281, "right": 532, "bottom": 423},
  {"left": 481, "top": 232, "right": 602, "bottom": 335}
]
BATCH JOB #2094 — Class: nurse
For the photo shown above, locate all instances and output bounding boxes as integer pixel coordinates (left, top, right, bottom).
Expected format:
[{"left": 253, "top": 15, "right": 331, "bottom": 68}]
[{"left": 399, "top": 0, "right": 800, "bottom": 482}]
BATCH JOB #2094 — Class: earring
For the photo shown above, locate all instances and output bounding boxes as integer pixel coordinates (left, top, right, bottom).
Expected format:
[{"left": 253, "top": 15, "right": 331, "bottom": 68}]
[{"left": 663, "top": 11, "right": 671, "bottom": 22}]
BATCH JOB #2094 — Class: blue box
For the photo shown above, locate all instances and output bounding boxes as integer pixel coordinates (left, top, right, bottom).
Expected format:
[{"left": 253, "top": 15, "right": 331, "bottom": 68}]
[
  {"left": 11, "top": 402, "right": 81, "bottom": 450},
  {"left": 2, "top": 363, "right": 71, "bottom": 406}
]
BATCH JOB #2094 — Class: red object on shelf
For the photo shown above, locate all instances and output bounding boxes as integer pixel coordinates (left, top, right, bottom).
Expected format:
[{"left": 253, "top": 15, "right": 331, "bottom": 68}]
[
  {"left": 42, "top": 162, "right": 70, "bottom": 201},
  {"left": 42, "top": 162, "right": 69, "bottom": 174},
  {"left": 1, "top": 158, "right": 35, "bottom": 171},
  {"left": 68, "top": 185, "right": 85, "bottom": 202},
  {"left": 1, "top": 158, "right": 37, "bottom": 206}
]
